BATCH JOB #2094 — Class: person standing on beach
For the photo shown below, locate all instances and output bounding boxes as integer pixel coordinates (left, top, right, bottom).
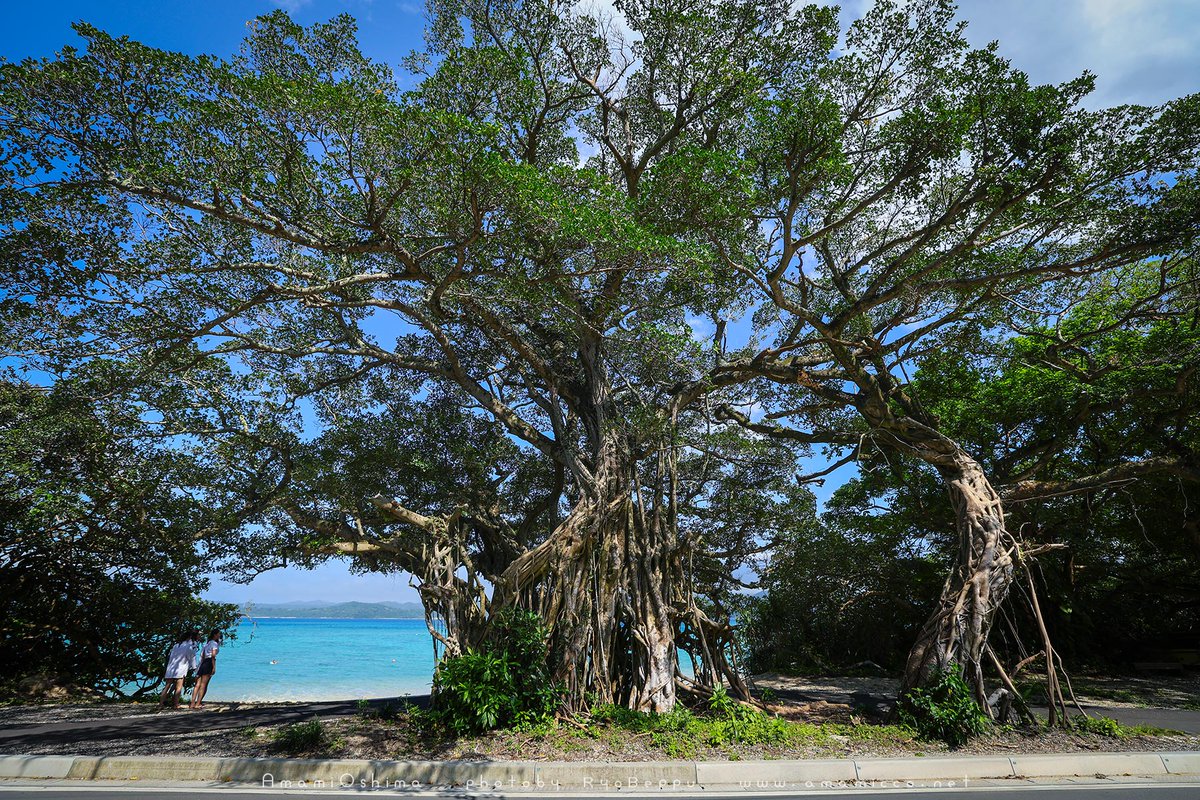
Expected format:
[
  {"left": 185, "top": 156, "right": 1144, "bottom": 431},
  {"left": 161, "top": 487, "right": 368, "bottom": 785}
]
[
  {"left": 189, "top": 630, "right": 223, "bottom": 709},
  {"left": 160, "top": 629, "right": 200, "bottom": 709}
]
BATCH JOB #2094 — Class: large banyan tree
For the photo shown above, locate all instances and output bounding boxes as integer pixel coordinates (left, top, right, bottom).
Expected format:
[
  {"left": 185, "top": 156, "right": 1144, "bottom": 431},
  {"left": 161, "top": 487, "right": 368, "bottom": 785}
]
[
  {"left": 2, "top": 0, "right": 1197, "bottom": 714},
  {"left": 0, "top": 0, "right": 795, "bottom": 711},
  {"left": 418, "top": 0, "right": 1200, "bottom": 712},
  {"left": 703, "top": 1, "right": 1199, "bottom": 711}
]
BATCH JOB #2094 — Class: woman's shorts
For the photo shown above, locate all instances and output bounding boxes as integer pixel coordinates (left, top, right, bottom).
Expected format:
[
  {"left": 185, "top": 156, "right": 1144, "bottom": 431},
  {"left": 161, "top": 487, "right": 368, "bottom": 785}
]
[{"left": 197, "top": 657, "right": 215, "bottom": 677}]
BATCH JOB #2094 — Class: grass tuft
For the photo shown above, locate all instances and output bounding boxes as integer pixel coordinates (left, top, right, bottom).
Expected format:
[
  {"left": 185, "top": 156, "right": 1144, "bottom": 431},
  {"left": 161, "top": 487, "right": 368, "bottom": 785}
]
[
  {"left": 583, "top": 689, "right": 917, "bottom": 757},
  {"left": 272, "top": 717, "right": 341, "bottom": 754},
  {"left": 1071, "top": 715, "right": 1180, "bottom": 739}
]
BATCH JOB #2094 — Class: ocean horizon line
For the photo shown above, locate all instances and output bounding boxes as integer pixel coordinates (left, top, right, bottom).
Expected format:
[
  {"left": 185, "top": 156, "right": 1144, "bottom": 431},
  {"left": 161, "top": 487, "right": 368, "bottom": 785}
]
[
  {"left": 242, "top": 615, "right": 425, "bottom": 620},
  {"left": 196, "top": 617, "right": 436, "bottom": 703}
]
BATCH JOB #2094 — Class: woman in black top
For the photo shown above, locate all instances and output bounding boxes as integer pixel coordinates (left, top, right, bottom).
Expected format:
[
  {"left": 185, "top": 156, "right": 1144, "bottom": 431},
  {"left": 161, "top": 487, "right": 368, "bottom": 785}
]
[{"left": 189, "top": 630, "right": 223, "bottom": 709}]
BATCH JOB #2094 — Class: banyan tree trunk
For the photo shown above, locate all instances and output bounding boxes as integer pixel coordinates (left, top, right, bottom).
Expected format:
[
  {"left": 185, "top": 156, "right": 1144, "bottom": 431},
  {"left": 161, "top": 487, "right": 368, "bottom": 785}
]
[
  {"left": 492, "top": 429, "right": 681, "bottom": 713},
  {"left": 625, "top": 485, "right": 678, "bottom": 712},
  {"left": 538, "top": 490, "right": 627, "bottom": 709},
  {"left": 635, "top": 600, "right": 677, "bottom": 711},
  {"left": 900, "top": 451, "right": 1016, "bottom": 711},
  {"left": 416, "top": 557, "right": 490, "bottom": 661}
]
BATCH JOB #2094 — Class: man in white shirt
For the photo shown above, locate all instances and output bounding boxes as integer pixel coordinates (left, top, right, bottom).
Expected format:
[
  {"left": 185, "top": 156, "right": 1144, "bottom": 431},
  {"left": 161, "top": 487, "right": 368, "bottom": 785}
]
[{"left": 160, "top": 629, "right": 200, "bottom": 709}]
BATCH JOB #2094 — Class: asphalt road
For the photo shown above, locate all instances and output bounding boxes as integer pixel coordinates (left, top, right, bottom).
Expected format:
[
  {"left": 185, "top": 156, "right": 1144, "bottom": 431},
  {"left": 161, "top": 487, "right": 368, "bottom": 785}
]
[{"left": 2, "top": 781, "right": 1200, "bottom": 798}]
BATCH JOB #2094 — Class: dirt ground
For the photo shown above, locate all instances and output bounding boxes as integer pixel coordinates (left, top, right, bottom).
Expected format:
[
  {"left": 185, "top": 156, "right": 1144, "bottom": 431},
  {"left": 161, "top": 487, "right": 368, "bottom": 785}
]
[
  {"left": 749, "top": 671, "right": 1200, "bottom": 711},
  {"left": 3, "top": 674, "right": 1198, "bottom": 761},
  {"left": 4, "top": 703, "right": 1197, "bottom": 762},
  {"left": 234, "top": 713, "right": 1199, "bottom": 763}
]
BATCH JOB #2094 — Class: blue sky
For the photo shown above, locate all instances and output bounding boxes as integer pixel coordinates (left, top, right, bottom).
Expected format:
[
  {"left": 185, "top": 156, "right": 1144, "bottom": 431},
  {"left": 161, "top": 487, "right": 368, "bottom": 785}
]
[
  {"left": 0, "top": 0, "right": 425, "bottom": 64},
  {"left": 4, "top": 0, "right": 1197, "bottom": 605}
]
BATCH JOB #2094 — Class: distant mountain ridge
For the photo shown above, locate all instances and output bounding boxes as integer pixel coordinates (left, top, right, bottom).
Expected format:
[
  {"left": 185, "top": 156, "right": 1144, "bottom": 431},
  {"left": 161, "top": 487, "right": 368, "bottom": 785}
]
[{"left": 244, "top": 600, "right": 425, "bottom": 619}]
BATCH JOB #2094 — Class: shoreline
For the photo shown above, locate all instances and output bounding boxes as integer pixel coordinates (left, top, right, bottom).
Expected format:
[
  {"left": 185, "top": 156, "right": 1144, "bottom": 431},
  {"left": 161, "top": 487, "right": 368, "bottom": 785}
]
[
  {"left": 239, "top": 615, "right": 425, "bottom": 620},
  {"left": 186, "top": 616, "right": 436, "bottom": 703},
  {"left": 204, "top": 692, "right": 431, "bottom": 703}
]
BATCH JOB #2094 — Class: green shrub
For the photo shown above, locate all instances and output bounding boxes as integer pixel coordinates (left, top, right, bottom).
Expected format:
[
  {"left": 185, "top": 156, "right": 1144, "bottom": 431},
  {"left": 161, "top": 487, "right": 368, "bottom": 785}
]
[
  {"left": 588, "top": 685, "right": 793, "bottom": 755},
  {"left": 273, "top": 718, "right": 334, "bottom": 753},
  {"left": 1072, "top": 715, "right": 1175, "bottom": 738},
  {"left": 704, "top": 685, "right": 792, "bottom": 746},
  {"left": 590, "top": 702, "right": 703, "bottom": 757},
  {"left": 490, "top": 607, "right": 547, "bottom": 670},
  {"left": 896, "top": 666, "right": 989, "bottom": 747},
  {"left": 357, "top": 698, "right": 405, "bottom": 721},
  {"left": 432, "top": 609, "right": 560, "bottom": 735},
  {"left": 1074, "top": 715, "right": 1123, "bottom": 737},
  {"left": 433, "top": 648, "right": 518, "bottom": 734}
]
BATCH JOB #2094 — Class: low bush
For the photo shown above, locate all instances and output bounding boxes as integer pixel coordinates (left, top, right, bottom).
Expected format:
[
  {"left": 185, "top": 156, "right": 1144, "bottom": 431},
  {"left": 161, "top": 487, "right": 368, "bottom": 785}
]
[
  {"left": 896, "top": 666, "right": 989, "bottom": 747},
  {"left": 704, "top": 685, "right": 793, "bottom": 746},
  {"left": 357, "top": 697, "right": 407, "bottom": 721},
  {"left": 590, "top": 702, "right": 705, "bottom": 757},
  {"left": 587, "top": 686, "right": 803, "bottom": 757},
  {"left": 272, "top": 718, "right": 336, "bottom": 753},
  {"left": 1072, "top": 715, "right": 1176, "bottom": 738},
  {"left": 432, "top": 609, "right": 560, "bottom": 735}
]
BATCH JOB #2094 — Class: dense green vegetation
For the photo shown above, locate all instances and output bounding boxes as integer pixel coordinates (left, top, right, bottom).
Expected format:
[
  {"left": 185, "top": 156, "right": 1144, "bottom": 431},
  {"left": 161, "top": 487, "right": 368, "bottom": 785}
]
[
  {"left": 744, "top": 284, "right": 1200, "bottom": 677},
  {"left": 432, "top": 609, "right": 560, "bottom": 734},
  {"left": 0, "top": 0, "right": 1196, "bottom": 741},
  {"left": 896, "top": 667, "right": 990, "bottom": 747},
  {"left": 0, "top": 380, "right": 240, "bottom": 697}
]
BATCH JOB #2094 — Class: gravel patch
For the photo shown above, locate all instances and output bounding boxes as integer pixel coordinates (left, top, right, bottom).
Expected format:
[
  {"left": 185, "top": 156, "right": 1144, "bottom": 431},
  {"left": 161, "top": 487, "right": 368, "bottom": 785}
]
[
  {"left": 751, "top": 671, "right": 1200, "bottom": 712},
  {"left": 3, "top": 726, "right": 261, "bottom": 758},
  {"left": 0, "top": 702, "right": 169, "bottom": 728}
]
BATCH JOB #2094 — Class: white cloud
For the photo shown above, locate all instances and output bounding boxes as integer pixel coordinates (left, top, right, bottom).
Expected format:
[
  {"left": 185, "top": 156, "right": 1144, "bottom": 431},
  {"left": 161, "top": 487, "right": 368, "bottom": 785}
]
[
  {"left": 954, "top": 0, "right": 1200, "bottom": 106},
  {"left": 575, "top": 0, "right": 637, "bottom": 46},
  {"left": 271, "top": 0, "right": 314, "bottom": 13},
  {"left": 837, "top": 2, "right": 1197, "bottom": 107}
]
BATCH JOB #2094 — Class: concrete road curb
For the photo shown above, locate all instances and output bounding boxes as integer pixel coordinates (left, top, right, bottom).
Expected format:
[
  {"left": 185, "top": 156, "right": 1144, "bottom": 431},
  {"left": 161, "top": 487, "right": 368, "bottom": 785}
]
[{"left": 1, "top": 751, "right": 1197, "bottom": 788}]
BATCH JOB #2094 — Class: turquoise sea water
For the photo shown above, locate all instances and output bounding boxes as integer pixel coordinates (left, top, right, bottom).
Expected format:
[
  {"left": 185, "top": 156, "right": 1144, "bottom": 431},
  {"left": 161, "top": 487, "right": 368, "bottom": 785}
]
[{"left": 203, "top": 617, "right": 436, "bottom": 702}]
